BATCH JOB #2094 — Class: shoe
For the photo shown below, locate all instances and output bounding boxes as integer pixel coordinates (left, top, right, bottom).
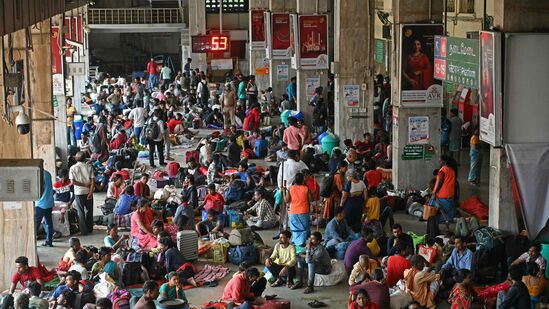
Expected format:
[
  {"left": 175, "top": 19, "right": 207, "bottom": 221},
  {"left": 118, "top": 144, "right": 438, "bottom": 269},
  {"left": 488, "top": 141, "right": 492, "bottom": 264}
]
[
  {"left": 42, "top": 242, "right": 53, "bottom": 247},
  {"left": 150, "top": 165, "right": 157, "bottom": 168},
  {"left": 271, "top": 279, "right": 283, "bottom": 287},
  {"left": 265, "top": 294, "right": 277, "bottom": 300},
  {"left": 159, "top": 162, "right": 167, "bottom": 166},
  {"left": 290, "top": 281, "right": 303, "bottom": 290},
  {"left": 307, "top": 300, "right": 327, "bottom": 308},
  {"left": 304, "top": 286, "right": 314, "bottom": 294},
  {"left": 166, "top": 157, "right": 175, "bottom": 161}
]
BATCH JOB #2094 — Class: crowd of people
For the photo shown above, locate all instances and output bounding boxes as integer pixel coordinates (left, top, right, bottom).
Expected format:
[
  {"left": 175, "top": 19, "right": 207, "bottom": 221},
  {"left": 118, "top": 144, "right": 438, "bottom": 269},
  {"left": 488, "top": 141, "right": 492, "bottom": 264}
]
[{"left": 6, "top": 60, "right": 546, "bottom": 309}]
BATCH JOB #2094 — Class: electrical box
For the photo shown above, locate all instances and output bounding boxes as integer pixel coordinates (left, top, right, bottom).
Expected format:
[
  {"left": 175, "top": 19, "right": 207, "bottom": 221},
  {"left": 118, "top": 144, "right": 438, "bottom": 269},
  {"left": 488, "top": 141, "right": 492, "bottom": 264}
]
[{"left": 0, "top": 159, "right": 43, "bottom": 201}]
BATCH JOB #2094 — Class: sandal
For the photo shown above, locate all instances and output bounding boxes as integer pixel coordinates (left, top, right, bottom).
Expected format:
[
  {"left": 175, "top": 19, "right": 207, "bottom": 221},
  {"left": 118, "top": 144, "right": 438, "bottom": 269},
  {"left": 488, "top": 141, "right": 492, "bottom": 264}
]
[
  {"left": 308, "top": 300, "right": 327, "bottom": 308},
  {"left": 271, "top": 279, "right": 284, "bottom": 287}
]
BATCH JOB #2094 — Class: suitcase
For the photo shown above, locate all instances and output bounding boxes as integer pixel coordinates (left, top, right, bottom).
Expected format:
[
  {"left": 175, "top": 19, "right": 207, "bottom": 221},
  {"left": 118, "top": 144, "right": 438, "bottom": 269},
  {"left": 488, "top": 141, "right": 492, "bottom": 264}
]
[
  {"left": 52, "top": 210, "right": 71, "bottom": 237},
  {"left": 227, "top": 245, "right": 259, "bottom": 265},
  {"left": 177, "top": 230, "right": 198, "bottom": 261}
]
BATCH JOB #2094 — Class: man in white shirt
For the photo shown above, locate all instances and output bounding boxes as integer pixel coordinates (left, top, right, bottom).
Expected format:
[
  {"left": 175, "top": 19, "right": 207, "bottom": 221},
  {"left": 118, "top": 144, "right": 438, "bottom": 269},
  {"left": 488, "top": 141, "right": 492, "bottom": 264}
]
[
  {"left": 160, "top": 64, "right": 172, "bottom": 91},
  {"left": 69, "top": 152, "right": 95, "bottom": 235},
  {"left": 277, "top": 150, "right": 309, "bottom": 189},
  {"left": 128, "top": 100, "right": 147, "bottom": 143},
  {"left": 147, "top": 109, "right": 166, "bottom": 167}
]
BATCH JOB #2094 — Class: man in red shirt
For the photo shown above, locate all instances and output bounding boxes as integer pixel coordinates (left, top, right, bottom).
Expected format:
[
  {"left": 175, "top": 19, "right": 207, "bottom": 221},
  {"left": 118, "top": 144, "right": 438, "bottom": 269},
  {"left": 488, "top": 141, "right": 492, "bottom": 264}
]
[
  {"left": 364, "top": 165, "right": 383, "bottom": 190},
  {"left": 10, "top": 256, "right": 45, "bottom": 293},
  {"left": 386, "top": 244, "right": 411, "bottom": 287},
  {"left": 134, "top": 173, "right": 152, "bottom": 200},
  {"left": 147, "top": 58, "right": 158, "bottom": 91},
  {"left": 223, "top": 267, "right": 260, "bottom": 306}
]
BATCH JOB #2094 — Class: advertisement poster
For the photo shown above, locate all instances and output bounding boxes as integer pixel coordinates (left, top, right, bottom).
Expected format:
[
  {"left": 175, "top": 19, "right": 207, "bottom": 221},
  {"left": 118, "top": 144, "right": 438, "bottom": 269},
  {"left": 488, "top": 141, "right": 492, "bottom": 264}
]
[
  {"left": 408, "top": 116, "right": 430, "bottom": 144},
  {"left": 270, "top": 13, "right": 291, "bottom": 59},
  {"left": 399, "top": 24, "right": 444, "bottom": 107},
  {"left": 298, "top": 15, "right": 329, "bottom": 70},
  {"left": 255, "top": 57, "right": 269, "bottom": 76},
  {"left": 306, "top": 77, "right": 321, "bottom": 100},
  {"left": 51, "top": 26, "right": 64, "bottom": 96},
  {"left": 277, "top": 64, "right": 289, "bottom": 81},
  {"left": 343, "top": 85, "right": 360, "bottom": 107},
  {"left": 250, "top": 10, "right": 265, "bottom": 49},
  {"left": 479, "top": 31, "right": 497, "bottom": 145}
]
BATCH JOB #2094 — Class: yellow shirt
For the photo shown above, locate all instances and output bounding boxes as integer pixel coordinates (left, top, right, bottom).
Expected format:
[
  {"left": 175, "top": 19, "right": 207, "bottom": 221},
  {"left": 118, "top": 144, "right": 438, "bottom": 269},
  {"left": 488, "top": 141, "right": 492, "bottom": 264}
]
[
  {"left": 67, "top": 106, "right": 76, "bottom": 127},
  {"left": 470, "top": 134, "right": 479, "bottom": 149},
  {"left": 269, "top": 243, "right": 297, "bottom": 267},
  {"left": 523, "top": 275, "right": 546, "bottom": 297},
  {"left": 365, "top": 197, "right": 381, "bottom": 221}
]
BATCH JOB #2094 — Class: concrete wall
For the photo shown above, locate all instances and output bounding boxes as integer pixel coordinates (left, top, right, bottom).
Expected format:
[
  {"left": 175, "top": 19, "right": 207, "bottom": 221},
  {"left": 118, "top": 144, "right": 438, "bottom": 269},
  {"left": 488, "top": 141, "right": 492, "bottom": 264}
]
[{"left": 207, "top": 13, "right": 249, "bottom": 30}]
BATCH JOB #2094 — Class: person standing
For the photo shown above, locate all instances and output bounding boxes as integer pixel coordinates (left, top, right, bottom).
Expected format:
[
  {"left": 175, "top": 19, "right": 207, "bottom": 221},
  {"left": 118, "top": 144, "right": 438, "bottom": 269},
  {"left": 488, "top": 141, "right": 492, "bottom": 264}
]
[
  {"left": 183, "top": 57, "right": 192, "bottom": 76},
  {"left": 147, "top": 58, "right": 158, "bottom": 91},
  {"left": 284, "top": 173, "right": 311, "bottom": 247},
  {"left": 36, "top": 170, "right": 54, "bottom": 247},
  {"left": 246, "top": 75, "right": 258, "bottom": 108},
  {"left": 468, "top": 129, "right": 481, "bottom": 185},
  {"left": 339, "top": 170, "right": 368, "bottom": 231},
  {"left": 433, "top": 155, "right": 457, "bottom": 222},
  {"left": 160, "top": 63, "right": 172, "bottom": 91},
  {"left": 449, "top": 108, "right": 463, "bottom": 165},
  {"left": 128, "top": 100, "right": 147, "bottom": 143},
  {"left": 221, "top": 82, "right": 237, "bottom": 128},
  {"left": 237, "top": 75, "right": 247, "bottom": 108},
  {"left": 69, "top": 152, "right": 95, "bottom": 235},
  {"left": 146, "top": 109, "right": 166, "bottom": 167},
  {"left": 287, "top": 77, "right": 297, "bottom": 106},
  {"left": 66, "top": 98, "right": 77, "bottom": 147}
]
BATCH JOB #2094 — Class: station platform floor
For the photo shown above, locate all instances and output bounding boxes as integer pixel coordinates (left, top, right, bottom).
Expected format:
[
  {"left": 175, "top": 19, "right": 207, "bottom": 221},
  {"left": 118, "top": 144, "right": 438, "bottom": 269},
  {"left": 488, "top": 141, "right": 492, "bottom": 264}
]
[{"left": 36, "top": 127, "right": 491, "bottom": 308}]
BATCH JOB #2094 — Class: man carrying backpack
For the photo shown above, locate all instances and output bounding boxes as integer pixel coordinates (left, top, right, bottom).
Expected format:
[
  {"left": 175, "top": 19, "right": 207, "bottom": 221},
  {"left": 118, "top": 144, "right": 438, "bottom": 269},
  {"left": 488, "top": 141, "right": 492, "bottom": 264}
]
[{"left": 146, "top": 109, "right": 166, "bottom": 167}]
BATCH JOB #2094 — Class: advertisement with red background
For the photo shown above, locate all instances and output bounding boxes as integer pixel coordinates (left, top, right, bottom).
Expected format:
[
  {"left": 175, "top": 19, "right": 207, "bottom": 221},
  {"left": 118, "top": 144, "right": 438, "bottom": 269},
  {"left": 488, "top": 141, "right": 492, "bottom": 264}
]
[
  {"left": 51, "top": 27, "right": 62, "bottom": 75},
  {"left": 251, "top": 10, "right": 265, "bottom": 49},
  {"left": 271, "top": 13, "right": 291, "bottom": 58},
  {"left": 298, "top": 15, "right": 328, "bottom": 69}
]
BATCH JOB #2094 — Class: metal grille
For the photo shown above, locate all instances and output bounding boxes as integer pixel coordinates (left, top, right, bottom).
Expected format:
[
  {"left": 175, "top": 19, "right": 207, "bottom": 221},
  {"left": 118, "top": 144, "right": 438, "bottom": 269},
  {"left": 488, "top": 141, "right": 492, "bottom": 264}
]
[{"left": 88, "top": 8, "right": 183, "bottom": 24}]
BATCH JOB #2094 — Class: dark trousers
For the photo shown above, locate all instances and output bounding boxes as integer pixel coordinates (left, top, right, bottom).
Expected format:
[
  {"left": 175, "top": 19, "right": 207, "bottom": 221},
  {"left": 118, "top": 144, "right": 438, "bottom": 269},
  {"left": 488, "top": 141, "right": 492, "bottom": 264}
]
[
  {"left": 267, "top": 263, "right": 296, "bottom": 283},
  {"left": 148, "top": 140, "right": 165, "bottom": 166},
  {"left": 251, "top": 277, "right": 267, "bottom": 297},
  {"left": 380, "top": 206, "right": 394, "bottom": 229},
  {"left": 35, "top": 207, "right": 53, "bottom": 245},
  {"left": 75, "top": 194, "right": 94, "bottom": 235}
]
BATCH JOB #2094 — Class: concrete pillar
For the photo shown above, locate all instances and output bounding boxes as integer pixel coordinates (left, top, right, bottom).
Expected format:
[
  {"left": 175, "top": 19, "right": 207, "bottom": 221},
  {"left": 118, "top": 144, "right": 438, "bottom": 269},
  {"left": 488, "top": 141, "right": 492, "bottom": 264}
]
[
  {"left": 333, "top": 0, "right": 375, "bottom": 142},
  {"left": 249, "top": 0, "right": 269, "bottom": 91},
  {"left": 296, "top": 0, "right": 328, "bottom": 126},
  {"left": 188, "top": 0, "right": 207, "bottom": 72},
  {"left": 268, "top": 0, "right": 296, "bottom": 99},
  {"left": 487, "top": 0, "right": 549, "bottom": 232},
  {"left": 52, "top": 15, "right": 69, "bottom": 168},
  {"left": 390, "top": 0, "right": 443, "bottom": 190}
]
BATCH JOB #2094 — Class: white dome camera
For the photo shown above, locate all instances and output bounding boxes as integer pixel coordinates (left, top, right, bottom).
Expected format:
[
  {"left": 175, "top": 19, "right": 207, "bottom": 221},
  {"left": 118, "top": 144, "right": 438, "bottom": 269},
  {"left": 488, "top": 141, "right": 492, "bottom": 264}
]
[{"left": 10, "top": 105, "right": 31, "bottom": 135}]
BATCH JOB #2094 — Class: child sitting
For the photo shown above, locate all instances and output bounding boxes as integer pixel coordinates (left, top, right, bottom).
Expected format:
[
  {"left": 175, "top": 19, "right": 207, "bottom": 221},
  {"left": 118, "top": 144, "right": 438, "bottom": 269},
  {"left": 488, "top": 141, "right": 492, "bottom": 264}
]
[{"left": 364, "top": 188, "right": 381, "bottom": 221}]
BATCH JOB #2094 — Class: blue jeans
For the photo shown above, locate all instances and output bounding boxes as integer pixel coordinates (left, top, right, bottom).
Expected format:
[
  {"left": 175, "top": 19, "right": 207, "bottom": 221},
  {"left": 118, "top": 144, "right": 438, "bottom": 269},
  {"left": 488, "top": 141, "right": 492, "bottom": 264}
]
[
  {"left": 134, "top": 127, "right": 143, "bottom": 143},
  {"left": 149, "top": 74, "right": 158, "bottom": 90},
  {"left": 235, "top": 301, "right": 253, "bottom": 309},
  {"left": 67, "top": 126, "right": 76, "bottom": 146},
  {"left": 35, "top": 207, "right": 53, "bottom": 245}
]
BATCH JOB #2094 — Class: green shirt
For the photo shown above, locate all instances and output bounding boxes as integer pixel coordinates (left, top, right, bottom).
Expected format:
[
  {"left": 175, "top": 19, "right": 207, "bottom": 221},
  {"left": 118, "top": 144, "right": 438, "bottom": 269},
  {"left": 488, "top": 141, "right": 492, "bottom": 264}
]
[
  {"left": 238, "top": 81, "right": 246, "bottom": 100},
  {"left": 158, "top": 283, "right": 188, "bottom": 303}
]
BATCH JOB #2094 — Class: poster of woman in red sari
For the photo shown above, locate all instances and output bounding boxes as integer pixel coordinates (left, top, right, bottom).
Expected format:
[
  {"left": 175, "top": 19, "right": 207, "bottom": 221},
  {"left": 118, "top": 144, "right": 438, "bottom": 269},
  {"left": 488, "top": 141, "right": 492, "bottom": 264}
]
[{"left": 403, "top": 39, "right": 433, "bottom": 90}]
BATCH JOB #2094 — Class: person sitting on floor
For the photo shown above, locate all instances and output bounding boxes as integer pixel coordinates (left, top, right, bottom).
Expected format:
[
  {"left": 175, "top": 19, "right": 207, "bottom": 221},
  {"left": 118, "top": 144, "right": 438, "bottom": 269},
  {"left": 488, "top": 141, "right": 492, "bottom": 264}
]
[
  {"left": 55, "top": 289, "right": 76, "bottom": 309},
  {"left": 497, "top": 264, "right": 532, "bottom": 309},
  {"left": 26, "top": 281, "right": 48, "bottom": 309},
  {"left": 234, "top": 262, "right": 267, "bottom": 300},
  {"left": 104, "top": 224, "right": 129, "bottom": 250},
  {"left": 58, "top": 237, "right": 84, "bottom": 271},
  {"left": 292, "top": 231, "right": 332, "bottom": 294},
  {"left": 265, "top": 230, "right": 297, "bottom": 288},
  {"left": 134, "top": 280, "right": 160, "bottom": 309},
  {"left": 114, "top": 186, "right": 138, "bottom": 216},
  {"left": 324, "top": 207, "right": 359, "bottom": 253},
  {"left": 349, "top": 254, "right": 378, "bottom": 286},
  {"left": 511, "top": 243, "right": 546, "bottom": 277},
  {"left": 158, "top": 272, "right": 188, "bottom": 303},
  {"left": 49, "top": 270, "right": 81, "bottom": 303},
  {"left": 350, "top": 268, "right": 390, "bottom": 309},
  {"left": 522, "top": 262, "right": 546, "bottom": 304},
  {"left": 386, "top": 224, "right": 414, "bottom": 256},
  {"left": 344, "top": 227, "right": 375, "bottom": 275},
  {"left": 349, "top": 288, "right": 378, "bottom": 309},
  {"left": 157, "top": 236, "right": 187, "bottom": 273},
  {"left": 386, "top": 244, "right": 411, "bottom": 288},
  {"left": 223, "top": 267, "right": 264, "bottom": 308},
  {"left": 244, "top": 188, "right": 279, "bottom": 230},
  {"left": 68, "top": 250, "right": 89, "bottom": 280},
  {"left": 10, "top": 256, "right": 46, "bottom": 294},
  {"left": 202, "top": 183, "right": 225, "bottom": 214},
  {"left": 134, "top": 173, "right": 153, "bottom": 200},
  {"left": 403, "top": 255, "right": 442, "bottom": 309},
  {"left": 438, "top": 236, "right": 473, "bottom": 287},
  {"left": 195, "top": 210, "right": 225, "bottom": 238},
  {"left": 91, "top": 246, "right": 119, "bottom": 282}
]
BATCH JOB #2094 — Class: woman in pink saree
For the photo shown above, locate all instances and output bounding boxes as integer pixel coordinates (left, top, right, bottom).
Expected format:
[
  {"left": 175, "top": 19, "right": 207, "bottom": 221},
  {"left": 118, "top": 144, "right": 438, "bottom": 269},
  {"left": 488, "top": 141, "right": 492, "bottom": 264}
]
[
  {"left": 131, "top": 199, "right": 158, "bottom": 250},
  {"left": 403, "top": 39, "right": 433, "bottom": 90}
]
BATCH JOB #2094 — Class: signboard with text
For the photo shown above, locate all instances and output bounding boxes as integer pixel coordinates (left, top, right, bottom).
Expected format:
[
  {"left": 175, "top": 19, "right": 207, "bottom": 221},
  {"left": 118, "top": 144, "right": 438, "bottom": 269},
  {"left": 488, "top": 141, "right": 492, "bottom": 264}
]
[{"left": 434, "top": 35, "right": 479, "bottom": 88}]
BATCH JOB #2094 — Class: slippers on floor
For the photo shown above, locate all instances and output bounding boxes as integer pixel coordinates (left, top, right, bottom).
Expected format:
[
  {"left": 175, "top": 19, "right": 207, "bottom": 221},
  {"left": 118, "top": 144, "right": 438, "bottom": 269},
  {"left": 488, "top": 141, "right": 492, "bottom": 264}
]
[
  {"left": 308, "top": 300, "right": 327, "bottom": 308},
  {"left": 265, "top": 294, "right": 277, "bottom": 300}
]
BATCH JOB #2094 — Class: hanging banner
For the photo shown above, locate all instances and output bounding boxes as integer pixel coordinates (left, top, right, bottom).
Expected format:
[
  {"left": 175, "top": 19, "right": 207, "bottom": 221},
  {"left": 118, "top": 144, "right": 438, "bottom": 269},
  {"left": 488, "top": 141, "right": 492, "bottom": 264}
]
[
  {"left": 277, "top": 64, "right": 289, "bottom": 81},
  {"left": 51, "top": 26, "right": 64, "bottom": 96},
  {"left": 479, "top": 31, "right": 502, "bottom": 146},
  {"left": 408, "top": 116, "right": 430, "bottom": 144},
  {"left": 399, "top": 24, "right": 444, "bottom": 107},
  {"left": 250, "top": 10, "right": 265, "bottom": 50},
  {"left": 343, "top": 85, "right": 360, "bottom": 107},
  {"left": 298, "top": 15, "right": 329, "bottom": 70},
  {"left": 270, "top": 13, "right": 291, "bottom": 59},
  {"left": 305, "top": 77, "right": 321, "bottom": 101}
]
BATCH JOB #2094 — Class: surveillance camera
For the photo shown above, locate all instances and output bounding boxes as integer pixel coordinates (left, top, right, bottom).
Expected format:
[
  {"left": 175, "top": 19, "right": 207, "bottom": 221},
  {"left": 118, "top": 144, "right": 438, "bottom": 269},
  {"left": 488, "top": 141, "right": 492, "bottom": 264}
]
[{"left": 15, "top": 111, "right": 31, "bottom": 135}]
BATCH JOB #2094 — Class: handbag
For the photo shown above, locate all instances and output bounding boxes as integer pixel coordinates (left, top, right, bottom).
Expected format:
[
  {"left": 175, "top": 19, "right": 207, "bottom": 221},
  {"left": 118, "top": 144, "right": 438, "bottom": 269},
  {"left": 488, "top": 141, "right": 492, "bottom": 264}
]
[
  {"left": 418, "top": 244, "right": 437, "bottom": 263},
  {"left": 422, "top": 198, "right": 439, "bottom": 220}
]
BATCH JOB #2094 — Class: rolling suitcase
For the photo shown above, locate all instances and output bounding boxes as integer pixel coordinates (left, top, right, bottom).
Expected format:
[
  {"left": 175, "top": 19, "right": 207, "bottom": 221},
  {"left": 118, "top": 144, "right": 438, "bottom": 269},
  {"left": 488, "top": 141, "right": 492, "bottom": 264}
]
[{"left": 177, "top": 230, "right": 198, "bottom": 261}]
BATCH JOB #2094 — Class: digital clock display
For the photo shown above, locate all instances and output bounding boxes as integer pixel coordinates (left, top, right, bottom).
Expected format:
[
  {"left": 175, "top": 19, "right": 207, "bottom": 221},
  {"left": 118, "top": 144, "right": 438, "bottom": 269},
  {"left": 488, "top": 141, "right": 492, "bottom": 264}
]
[{"left": 191, "top": 35, "right": 230, "bottom": 53}]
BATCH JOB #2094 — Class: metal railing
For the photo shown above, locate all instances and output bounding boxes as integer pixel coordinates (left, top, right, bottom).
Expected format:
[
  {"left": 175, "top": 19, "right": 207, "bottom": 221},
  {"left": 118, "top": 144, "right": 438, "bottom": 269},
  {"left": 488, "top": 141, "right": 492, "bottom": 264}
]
[{"left": 88, "top": 8, "right": 183, "bottom": 24}]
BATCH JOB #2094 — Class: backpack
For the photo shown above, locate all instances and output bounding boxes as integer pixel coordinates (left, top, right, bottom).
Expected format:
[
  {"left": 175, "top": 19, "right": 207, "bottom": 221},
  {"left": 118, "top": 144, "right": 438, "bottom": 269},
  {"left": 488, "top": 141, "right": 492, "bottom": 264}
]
[
  {"left": 224, "top": 180, "right": 245, "bottom": 203},
  {"left": 166, "top": 161, "right": 180, "bottom": 178},
  {"left": 91, "top": 126, "right": 103, "bottom": 153},
  {"left": 225, "top": 209, "right": 245, "bottom": 229},
  {"left": 145, "top": 119, "right": 161, "bottom": 141},
  {"left": 227, "top": 245, "right": 259, "bottom": 265},
  {"left": 319, "top": 173, "right": 335, "bottom": 198},
  {"left": 254, "top": 139, "right": 268, "bottom": 158},
  {"left": 228, "top": 227, "right": 254, "bottom": 246},
  {"left": 474, "top": 226, "right": 504, "bottom": 249},
  {"left": 200, "top": 81, "right": 209, "bottom": 100},
  {"left": 122, "top": 262, "right": 144, "bottom": 286},
  {"left": 108, "top": 288, "right": 131, "bottom": 309}
]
